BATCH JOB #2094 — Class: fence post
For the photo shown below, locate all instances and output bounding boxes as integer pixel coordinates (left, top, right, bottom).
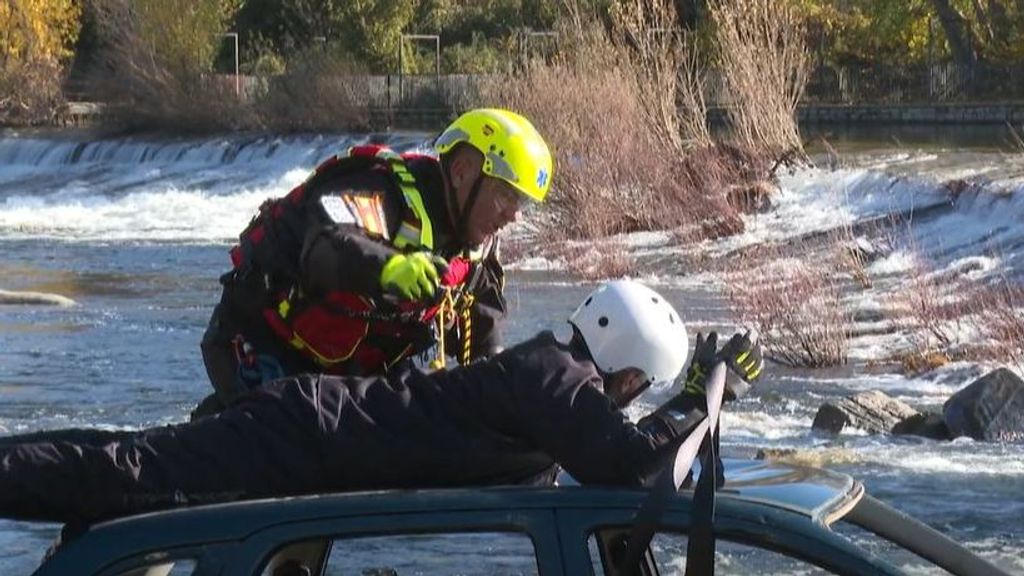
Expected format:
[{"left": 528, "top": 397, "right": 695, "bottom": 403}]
[
  {"left": 220, "top": 32, "right": 240, "bottom": 98},
  {"left": 399, "top": 34, "right": 441, "bottom": 113}
]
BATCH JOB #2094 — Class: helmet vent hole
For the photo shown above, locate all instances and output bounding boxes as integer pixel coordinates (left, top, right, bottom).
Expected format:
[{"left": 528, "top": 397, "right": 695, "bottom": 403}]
[
  {"left": 652, "top": 297, "right": 659, "bottom": 303},
  {"left": 584, "top": 297, "right": 592, "bottom": 306},
  {"left": 598, "top": 316, "right": 609, "bottom": 327},
  {"left": 669, "top": 313, "right": 675, "bottom": 324},
  {"left": 489, "top": 145, "right": 496, "bottom": 151}
]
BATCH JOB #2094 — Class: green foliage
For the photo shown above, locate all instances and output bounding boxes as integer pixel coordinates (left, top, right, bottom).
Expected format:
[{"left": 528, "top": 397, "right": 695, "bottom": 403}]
[
  {"left": 232, "top": 0, "right": 564, "bottom": 73},
  {"left": 795, "top": 0, "right": 1024, "bottom": 65},
  {"left": 1, "top": 0, "right": 82, "bottom": 64},
  {"left": 792, "top": 1, "right": 926, "bottom": 65},
  {"left": 242, "top": 35, "right": 286, "bottom": 76},
  {"left": 0, "top": 0, "right": 82, "bottom": 123},
  {"left": 440, "top": 33, "right": 510, "bottom": 73},
  {"left": 410, "top": 0, "right": 559, "bottom": 40},
  {"left": 332, "top": 0, "right": 417, "bottom": 70},
  {"left": 131, "top": 0, "right": 240, "bottom": 75}
]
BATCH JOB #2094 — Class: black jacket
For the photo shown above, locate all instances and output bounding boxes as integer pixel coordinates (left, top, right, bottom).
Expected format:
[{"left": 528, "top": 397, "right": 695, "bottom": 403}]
[
  {"left": 0, "top": 332, "right": 677, "bottom": 525},
  {"left": 212, "top": 154, "right": 506, "bottom": 378}
]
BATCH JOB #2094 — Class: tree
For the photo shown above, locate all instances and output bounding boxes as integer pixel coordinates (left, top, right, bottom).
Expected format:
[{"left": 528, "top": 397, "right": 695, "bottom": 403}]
[
  {"left": 931, "top": 0, "right": 978, "bottom": 68},
  {"left": 0, "top": 0, "right": 83, "bottom": 123},
  {"left": 87, "top": 0, "right": 247, "bottom": 131}
]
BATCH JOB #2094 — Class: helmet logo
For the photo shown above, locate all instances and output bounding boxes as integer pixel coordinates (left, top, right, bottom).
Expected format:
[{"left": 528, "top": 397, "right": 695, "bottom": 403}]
[
  {"left": 482, "top": 124, "right": 494, "bottom": 136},
  {"left": 536, "top": 168, "right": 549, "bottom": 188}
]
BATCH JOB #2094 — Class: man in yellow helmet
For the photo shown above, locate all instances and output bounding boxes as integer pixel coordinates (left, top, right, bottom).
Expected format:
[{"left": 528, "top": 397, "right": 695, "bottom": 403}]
[{"left": 194, "top": 108, "right": 553, "bottom": 417}]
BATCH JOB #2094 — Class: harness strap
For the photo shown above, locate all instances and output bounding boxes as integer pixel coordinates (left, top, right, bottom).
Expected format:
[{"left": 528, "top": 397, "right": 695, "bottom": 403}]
[
  {"left": 619, "top": 363, "right": 727, "bottom": 576},
  {"left": 429, "top": 289, "right": 457, "bottom": 370},
  {"left": 367, "top": 147, "right": 434, "bottom": 251}
]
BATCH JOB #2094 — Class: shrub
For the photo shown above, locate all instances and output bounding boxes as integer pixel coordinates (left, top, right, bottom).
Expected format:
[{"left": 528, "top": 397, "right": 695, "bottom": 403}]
[
  {"left": 726, "top": 244, "right": 851, "bottom": 367},
  {"left": 892, "top": 254, "right": 969, "bottom": 357},
  {"left": 256, "top": 45, "right": 372, "bottom": 133},
  {"left": 974, "top": 279, "right": 1024, "bottom": 368},
  {"left": 889, "top": 252, "right": 1024, "bottom": 371},
  {"left": 564, "top": 241, "right": 636, "bottom": 281},
  {"left": 710, "top": 0, "right": 810, "bottom": 155},
  {"left": 475, "top": 5, "right": 760, "bottom": 243}
]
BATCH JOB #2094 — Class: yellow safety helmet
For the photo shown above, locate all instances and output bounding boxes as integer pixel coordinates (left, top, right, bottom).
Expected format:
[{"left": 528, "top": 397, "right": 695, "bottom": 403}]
[{"left": 434, "top": 108, "right": 553, "bottom": 203}]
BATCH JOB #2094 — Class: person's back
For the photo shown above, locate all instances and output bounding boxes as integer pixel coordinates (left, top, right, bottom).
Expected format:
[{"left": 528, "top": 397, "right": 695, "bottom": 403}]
[{"left": 309, "top": 330, "right": 666, "bottom": 490}]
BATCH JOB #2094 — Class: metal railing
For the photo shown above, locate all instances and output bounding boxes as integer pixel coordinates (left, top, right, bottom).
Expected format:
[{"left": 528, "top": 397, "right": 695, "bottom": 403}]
[
  {"left": 367, "top": 63, "right": 1024, "bottom": 108},
  {"left": 801, "top": 62, "right": 1024, "bottom": 104},
  {"left": 62, "top": 62, "right": 1024, "bottom": 124}
]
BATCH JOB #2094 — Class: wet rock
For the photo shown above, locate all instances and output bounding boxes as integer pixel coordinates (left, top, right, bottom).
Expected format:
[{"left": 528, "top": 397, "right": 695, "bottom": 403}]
[
  {"left": 851, "top": 307, "right": 887, "bottom": 324},
  {"left": 892, "top": 412, "right": 951, "bottom": 440},
  {"left": 755, "top": 447, "right": 861, "bottom": 467},
  {"left": 943, "top": 368, "right": 1024, "bottom": 442},
  {"left": 812, "top": 390, "right": 919, "bottom": 435},
  {"left": 842, "top": 236, "right": 889, "bottom": 266},
  {"left": 755, "top": 448, "right": 797, "bottom": 461}
]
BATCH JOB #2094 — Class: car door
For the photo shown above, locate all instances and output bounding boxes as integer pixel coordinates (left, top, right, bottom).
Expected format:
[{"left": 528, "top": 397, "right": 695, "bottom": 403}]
[{"left": 220, "top": 507, "right": 564, "bottom": 576}]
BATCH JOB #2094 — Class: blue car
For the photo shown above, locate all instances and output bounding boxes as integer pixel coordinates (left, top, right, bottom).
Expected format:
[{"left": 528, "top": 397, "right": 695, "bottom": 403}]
[{"left": 33, "top": 458, "right": 1011, "bottom": 576}]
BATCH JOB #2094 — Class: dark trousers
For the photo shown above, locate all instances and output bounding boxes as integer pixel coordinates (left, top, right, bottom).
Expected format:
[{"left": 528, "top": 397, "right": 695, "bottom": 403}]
[{"left": 0, "top": 390, "right": 325, "bottom": 525}]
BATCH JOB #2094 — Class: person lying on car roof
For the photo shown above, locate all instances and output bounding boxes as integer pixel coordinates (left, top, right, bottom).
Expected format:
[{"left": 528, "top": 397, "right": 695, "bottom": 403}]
[{"left": 0, "top": 280, "right": 762, "bottom": 526}]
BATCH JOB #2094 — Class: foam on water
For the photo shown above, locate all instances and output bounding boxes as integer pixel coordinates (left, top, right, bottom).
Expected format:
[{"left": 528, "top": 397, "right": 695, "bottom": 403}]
[{"left": 0, "top": 133, "right": 432, "bottom": 242}]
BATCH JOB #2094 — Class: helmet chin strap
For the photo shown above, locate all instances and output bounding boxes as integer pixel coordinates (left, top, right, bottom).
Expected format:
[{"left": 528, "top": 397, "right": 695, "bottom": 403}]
[
  {"left": 615, "top": 378, "right": 653, "bottom": 409},
  {"left": 443, "top": 158, "right": 486, "bottom": 247}
]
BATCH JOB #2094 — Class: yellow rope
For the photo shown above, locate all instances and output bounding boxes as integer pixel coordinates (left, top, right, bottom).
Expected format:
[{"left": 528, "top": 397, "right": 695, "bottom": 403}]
[
  {"left": 429, "top": 289, "right": 456, "bottom": 370},
  {"left": 459, "top": 293, "right": 475, "bottom": 365}
]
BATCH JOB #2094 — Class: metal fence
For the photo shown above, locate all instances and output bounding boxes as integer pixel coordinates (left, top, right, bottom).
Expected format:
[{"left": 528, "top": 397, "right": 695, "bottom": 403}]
[
  {"left": 348, "top": 63, "right": 1024, "bottom": 109},
  {"left": 695, "top": 62, "right": 1024, "bottom": 106},
  {"left": 801, "top": 62, "right": 1024, "bottom": 104},
  {"left": 76, "top": 62, "right": 1024, "bottom": 123}
]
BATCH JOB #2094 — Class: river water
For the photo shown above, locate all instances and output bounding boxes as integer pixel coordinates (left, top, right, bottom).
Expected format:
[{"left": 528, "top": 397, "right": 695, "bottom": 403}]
[{"left": 0, "top": 128, "right": 1021, "bottom": 574}]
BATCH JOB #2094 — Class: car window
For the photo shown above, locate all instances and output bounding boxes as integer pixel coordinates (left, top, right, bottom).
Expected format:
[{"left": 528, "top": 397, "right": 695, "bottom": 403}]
[
  {"left": 587, "top": 532, "right": 836, "bottom": 575},
  {"left": 303, "top": 531, "right": 538, "bottom": 576}
]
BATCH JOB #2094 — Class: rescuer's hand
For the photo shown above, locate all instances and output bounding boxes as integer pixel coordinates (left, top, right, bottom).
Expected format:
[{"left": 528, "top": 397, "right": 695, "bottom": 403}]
[
  {"left": 380, "top": 252, "right": 448, "bottom": 301},
  {"left": 716, "top": 330, "right": 763, "bottom": 400},
  {"left": 682, "top": 331, "right": 719, "bottom": 397},
  {"left": 681, "top": 329, "right": 763, "bottom": 401}
]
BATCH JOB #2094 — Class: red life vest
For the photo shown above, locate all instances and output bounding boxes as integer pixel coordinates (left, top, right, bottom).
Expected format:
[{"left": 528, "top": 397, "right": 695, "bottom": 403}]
[{"left": 229, "top": 145, "right": 476, "bottom": 374}]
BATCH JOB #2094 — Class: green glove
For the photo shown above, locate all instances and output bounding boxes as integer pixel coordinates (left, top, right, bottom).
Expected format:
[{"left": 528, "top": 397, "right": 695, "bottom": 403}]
[{"left": 380, "top": 252, "right": 447, "bottom": 301}]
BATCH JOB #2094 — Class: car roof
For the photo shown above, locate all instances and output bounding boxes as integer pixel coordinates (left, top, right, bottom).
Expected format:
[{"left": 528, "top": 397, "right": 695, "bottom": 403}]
[{"left": 66, "top": 458, "right": 862, "bottom": 547}]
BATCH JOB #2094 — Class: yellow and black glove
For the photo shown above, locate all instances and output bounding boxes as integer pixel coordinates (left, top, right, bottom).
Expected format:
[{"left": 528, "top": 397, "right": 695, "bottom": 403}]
[
  {"left": 683, "top": 332, "right": 720, "bottom": 396},
  {"left": 718, "top": 330, "right": 764, "bottom": 396},
  {"left": 683, "top": 329, "right": 764, "bottom": 401},
  {"left": 380, "top": 252, "right": 448, "bottom": 301},
  {"left": 641, "top": 329, "right": 765, "bottom": 444}
]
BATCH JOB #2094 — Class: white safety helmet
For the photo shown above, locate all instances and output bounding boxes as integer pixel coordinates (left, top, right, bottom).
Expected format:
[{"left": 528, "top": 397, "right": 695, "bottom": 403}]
[{"left": 568, "top": 280, "right": 689, "bottom": 388}]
